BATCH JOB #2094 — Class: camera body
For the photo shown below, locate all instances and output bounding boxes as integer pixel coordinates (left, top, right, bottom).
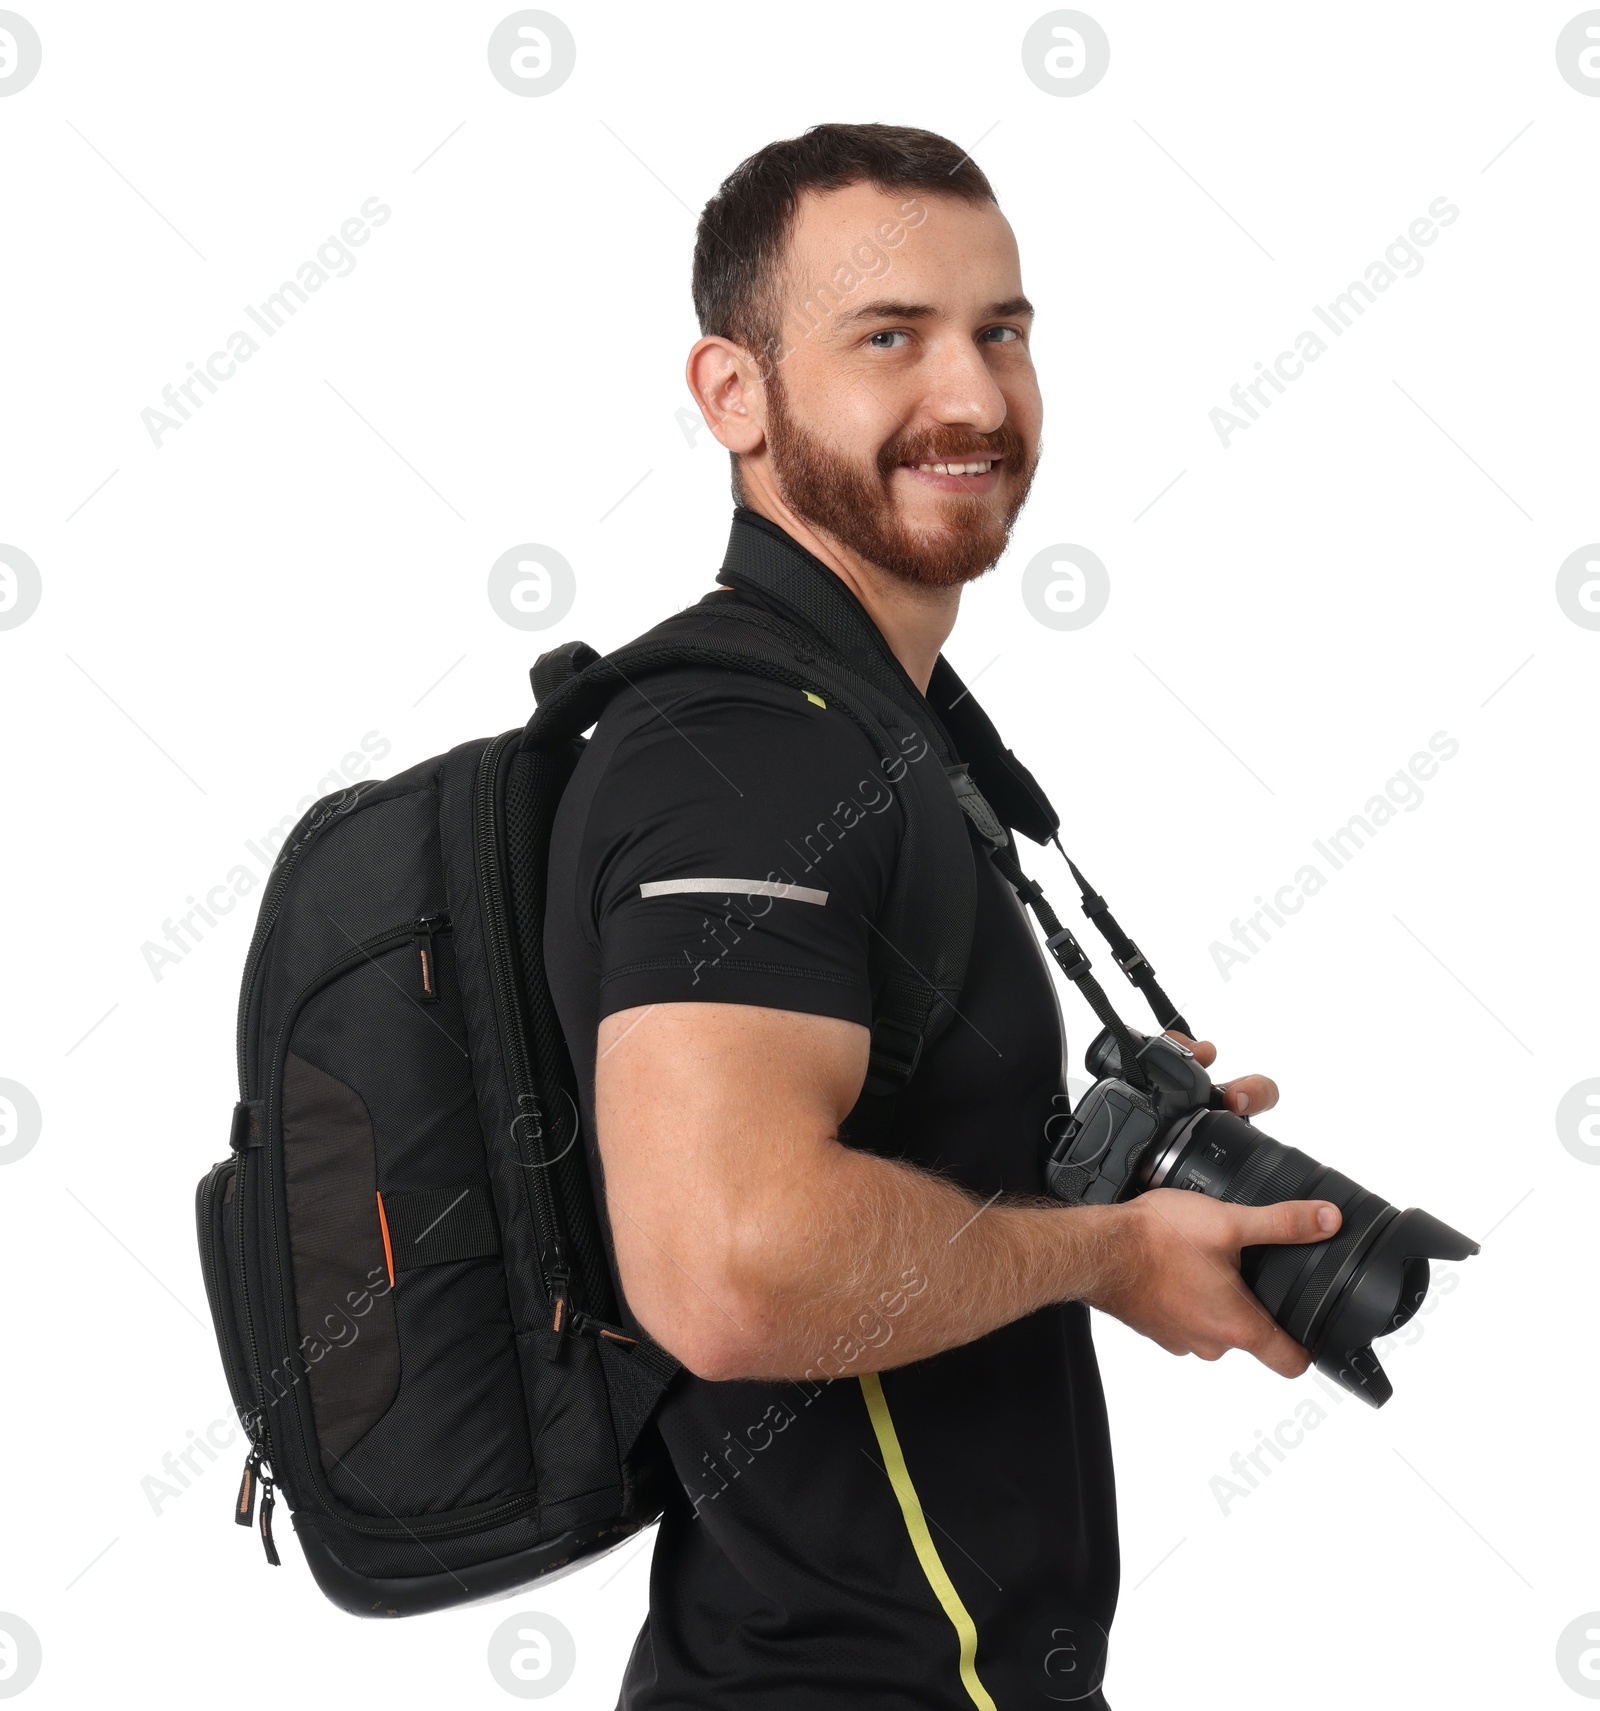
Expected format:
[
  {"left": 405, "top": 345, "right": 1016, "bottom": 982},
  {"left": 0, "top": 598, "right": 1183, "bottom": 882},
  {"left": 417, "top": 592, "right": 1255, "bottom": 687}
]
[
  {"left": 1045, "top": 1025, "right": 1480, "bottom": 1406},
  {"left": 1045, "top": 1027, "right": 1228, "bottom": 1206}
]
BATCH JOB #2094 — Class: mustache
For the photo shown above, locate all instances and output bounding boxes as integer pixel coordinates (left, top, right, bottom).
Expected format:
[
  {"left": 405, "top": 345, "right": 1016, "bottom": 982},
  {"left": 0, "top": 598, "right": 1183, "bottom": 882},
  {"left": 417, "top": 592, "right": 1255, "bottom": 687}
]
[{"left": 878, "top": 424, "right": 1028, "bottom": 473}]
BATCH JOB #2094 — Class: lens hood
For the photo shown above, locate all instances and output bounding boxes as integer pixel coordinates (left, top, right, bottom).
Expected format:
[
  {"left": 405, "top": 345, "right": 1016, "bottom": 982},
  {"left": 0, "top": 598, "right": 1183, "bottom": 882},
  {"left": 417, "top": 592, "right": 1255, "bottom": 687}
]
[{"left": 1309, "top": 1208, "right": 1481, "bottom": 1407}]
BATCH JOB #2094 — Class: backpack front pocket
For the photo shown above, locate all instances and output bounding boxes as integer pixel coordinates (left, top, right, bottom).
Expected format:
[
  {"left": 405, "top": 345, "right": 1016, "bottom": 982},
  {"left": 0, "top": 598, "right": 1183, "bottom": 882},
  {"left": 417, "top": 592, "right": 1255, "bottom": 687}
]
[
  {"left": 195, "top": 1157, "right": 256, "bottom": 1437},
  {"left": 265, "top": 919, "right": 537, "bottom": 1520}
]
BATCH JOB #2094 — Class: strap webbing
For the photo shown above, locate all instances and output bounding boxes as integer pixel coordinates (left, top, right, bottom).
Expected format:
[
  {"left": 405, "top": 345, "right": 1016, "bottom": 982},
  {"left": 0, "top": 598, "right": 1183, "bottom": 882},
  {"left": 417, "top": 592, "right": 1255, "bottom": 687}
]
[
  {"left": 379, "top": 1182, "right": 501, "bottom": 1273},
  {"left": 1054, "top": 838, "right": 1192, "bottom": 1040},
  {"left": 987, "top": 839, "right": 1157, "bottom": 1097},
  {"left": 941, "top": 767, "right": 1194, "bottom": 1070}
]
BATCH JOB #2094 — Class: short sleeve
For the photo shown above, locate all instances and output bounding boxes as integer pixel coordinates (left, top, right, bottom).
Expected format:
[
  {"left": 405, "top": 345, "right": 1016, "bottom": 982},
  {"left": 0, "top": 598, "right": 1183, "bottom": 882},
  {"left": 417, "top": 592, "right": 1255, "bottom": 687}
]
[{"left": 574, "top": 673, "right": 905, "bottom": 1027}]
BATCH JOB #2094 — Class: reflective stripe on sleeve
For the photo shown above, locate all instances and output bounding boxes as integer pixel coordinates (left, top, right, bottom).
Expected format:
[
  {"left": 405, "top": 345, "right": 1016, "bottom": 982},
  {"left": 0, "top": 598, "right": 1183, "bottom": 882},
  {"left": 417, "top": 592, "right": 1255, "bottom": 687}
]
[{"left": 638, "top": 877, "right": 828, "bottom": 905}]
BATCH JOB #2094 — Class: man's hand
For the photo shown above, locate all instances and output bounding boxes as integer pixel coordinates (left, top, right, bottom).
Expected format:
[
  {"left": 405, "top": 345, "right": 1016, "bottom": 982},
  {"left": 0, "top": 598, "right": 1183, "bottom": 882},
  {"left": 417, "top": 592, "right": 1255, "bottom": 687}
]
[
  {"left": 1088, "top": 1189, "right": 1341, "bottom": 1379},
  {"left": 1086, "top": 1028, "right": 1335, "bottom": 1378},
  {"left": 1163, "top": 1029, "right": 1278, "bottom": 1118}
]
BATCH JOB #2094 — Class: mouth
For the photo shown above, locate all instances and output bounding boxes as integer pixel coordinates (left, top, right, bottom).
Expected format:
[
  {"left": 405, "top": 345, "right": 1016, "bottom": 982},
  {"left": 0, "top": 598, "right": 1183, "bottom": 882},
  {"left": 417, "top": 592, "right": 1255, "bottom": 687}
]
[{"left": 897, "top": 456, "right": 1003, "bottom": 494}]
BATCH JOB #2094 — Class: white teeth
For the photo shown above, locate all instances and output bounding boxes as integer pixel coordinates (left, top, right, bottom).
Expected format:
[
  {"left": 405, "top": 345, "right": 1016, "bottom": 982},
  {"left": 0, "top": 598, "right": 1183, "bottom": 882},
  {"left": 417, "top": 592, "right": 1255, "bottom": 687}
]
[{"left": 914, "top": 459, "right": 995, "bottom": 476}]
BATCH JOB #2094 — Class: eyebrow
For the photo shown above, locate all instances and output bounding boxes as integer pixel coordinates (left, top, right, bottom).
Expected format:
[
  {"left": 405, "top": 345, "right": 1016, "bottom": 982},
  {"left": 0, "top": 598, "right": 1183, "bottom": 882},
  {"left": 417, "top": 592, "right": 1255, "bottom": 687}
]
[{"left": 834, "top": 295, "right": 1035, "bottom": 328}]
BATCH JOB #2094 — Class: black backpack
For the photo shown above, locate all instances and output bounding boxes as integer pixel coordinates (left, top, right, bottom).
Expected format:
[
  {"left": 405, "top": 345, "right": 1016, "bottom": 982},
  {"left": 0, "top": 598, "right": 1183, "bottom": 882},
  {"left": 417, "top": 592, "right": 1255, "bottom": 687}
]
[
  {"left": 195, "top": 531, "right": 1173, "bottom": 1617},
  {"left": 193, "top": 578, "right": 1024, "bottom": 1616}
]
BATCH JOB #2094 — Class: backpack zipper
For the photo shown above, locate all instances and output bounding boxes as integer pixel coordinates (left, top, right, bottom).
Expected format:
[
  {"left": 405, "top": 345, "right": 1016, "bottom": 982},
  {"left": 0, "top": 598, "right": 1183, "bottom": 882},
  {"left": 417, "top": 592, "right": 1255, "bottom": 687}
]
[
  {"left": 198, "top": 1160, "right": 287, "bottom": 1564},
  {"left": 233, "top": 1149, "right": 273, "bottom": 1522},
  {"left": 195, "top": 1161, "right": 254, "bottom": 1427},
  {"left": 473, "top": 731, "right": 570, "bottom": 1337},
  {"left": 235, "top": 779, "right": 380, "bottom": 1092},
  {"left": 229, "top": 785, "right": 383, "bottom": 1522}
]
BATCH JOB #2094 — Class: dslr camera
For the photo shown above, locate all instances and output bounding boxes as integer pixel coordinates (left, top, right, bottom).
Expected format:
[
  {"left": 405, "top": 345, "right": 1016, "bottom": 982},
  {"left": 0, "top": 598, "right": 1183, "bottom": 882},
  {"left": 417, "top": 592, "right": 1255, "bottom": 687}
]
[{"left": 1045, "top": 1024, "right": 1480, "bottom": 1406}]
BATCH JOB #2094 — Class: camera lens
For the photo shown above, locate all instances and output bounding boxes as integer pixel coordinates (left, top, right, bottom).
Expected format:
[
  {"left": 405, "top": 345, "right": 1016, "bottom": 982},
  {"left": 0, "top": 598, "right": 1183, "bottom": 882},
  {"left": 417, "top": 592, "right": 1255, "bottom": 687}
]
[{"left": 1150, "top": 1110, "right": 1478, "bottom": 1405}]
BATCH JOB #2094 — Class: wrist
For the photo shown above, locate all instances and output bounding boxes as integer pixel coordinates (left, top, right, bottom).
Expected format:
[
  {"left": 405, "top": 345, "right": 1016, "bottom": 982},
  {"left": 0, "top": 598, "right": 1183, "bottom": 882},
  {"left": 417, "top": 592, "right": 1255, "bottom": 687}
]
[{"left": 1072, "top": 1200, "right": 1146, "bottom": 1313}]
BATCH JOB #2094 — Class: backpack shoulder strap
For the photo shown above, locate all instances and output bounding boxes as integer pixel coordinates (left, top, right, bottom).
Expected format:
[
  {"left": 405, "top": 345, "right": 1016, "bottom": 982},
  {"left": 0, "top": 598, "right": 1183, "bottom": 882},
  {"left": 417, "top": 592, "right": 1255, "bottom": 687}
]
[
  {"left": 668, "top": 566, "right": 1194, "bottom": 1045},
  {"left": 524, "top": 621, "right": 976, "bottom": 1118}
]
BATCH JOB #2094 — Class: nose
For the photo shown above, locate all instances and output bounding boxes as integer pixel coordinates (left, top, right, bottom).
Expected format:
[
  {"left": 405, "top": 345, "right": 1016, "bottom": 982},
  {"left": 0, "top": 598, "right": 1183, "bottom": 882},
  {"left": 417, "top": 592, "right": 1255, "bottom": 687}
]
[{"left": 917, "top": 334, "right": 1010, "bottom": 439}]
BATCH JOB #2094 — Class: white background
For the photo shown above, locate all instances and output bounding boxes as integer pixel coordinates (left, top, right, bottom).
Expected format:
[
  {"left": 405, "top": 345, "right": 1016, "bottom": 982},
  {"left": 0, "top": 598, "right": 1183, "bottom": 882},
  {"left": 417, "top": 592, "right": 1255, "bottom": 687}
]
[{"left": 1, "top": 2, "right": 1595, "bottom": 1707}]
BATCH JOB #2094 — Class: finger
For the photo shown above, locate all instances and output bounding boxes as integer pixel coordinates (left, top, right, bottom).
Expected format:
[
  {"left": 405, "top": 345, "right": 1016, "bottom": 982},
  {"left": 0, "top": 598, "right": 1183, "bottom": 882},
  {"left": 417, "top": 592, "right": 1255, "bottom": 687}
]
[
  {"left": 1218, "top": 1073, "right": 1279, "bottom": 1116},
  {"left": 1164, "top": 1029, "right": 1216, "bottom": 1069},
  {"left": 1237, "top": 1198, "right": 1341, "bottom": 1247},
  {"left": 1243, "top": 1323, "right": 1314, "bottom": 1380}
]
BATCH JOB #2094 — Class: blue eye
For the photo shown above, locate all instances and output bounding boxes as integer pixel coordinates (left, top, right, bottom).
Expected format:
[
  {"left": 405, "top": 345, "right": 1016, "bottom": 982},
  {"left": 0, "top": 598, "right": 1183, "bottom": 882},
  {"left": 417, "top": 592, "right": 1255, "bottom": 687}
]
[{"left": 867, "top": 330, "right": 909, "bottom": 349}]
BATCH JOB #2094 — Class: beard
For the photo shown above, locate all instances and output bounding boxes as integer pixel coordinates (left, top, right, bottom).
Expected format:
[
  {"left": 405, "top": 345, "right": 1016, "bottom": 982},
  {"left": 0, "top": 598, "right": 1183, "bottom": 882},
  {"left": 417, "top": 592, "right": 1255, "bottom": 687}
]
[{"left": 760, "top": 370, "right": 1040, "bottom": 590}]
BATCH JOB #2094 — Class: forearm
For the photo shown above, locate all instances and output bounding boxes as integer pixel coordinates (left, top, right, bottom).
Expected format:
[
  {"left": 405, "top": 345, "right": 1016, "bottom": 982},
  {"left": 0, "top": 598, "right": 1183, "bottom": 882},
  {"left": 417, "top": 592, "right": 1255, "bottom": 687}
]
[{"left": 709, "top": 1143, "right": 1136, "bottom": 1382}]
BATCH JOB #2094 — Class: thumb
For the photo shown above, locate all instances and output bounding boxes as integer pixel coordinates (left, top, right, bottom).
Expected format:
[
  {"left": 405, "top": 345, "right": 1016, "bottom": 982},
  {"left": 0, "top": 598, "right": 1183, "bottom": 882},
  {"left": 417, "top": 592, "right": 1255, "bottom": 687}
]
[{"left": 1239, "top": 1199, "right": 1342, "bottom": 1247}]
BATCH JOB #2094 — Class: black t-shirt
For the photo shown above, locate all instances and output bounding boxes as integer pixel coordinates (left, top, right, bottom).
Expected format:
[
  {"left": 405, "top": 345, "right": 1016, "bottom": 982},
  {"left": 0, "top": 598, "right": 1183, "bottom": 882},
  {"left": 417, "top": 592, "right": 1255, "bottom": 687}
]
[{"left": 544, "top": 514, "right": 1119, "bottom": 1709}]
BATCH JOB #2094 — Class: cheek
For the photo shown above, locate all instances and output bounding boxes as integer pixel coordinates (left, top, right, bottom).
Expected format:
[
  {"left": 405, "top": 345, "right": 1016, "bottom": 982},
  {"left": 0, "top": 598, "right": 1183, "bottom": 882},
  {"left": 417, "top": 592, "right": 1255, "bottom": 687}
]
[
  {"left": 785, "top": 365, "right": 895, "bottom": 454},
  {"left": 843, "top": 395, "right": 906, "bottom": 455},
  {"left": 1002, "top": 371, "right": 1043, "bottom": 438}
]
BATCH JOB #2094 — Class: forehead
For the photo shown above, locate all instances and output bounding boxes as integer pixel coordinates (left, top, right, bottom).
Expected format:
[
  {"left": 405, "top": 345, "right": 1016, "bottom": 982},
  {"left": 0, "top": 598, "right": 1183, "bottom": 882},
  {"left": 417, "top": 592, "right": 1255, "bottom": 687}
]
[{"left": 776, "top": 181, "right": 1022, "bottom": 309}]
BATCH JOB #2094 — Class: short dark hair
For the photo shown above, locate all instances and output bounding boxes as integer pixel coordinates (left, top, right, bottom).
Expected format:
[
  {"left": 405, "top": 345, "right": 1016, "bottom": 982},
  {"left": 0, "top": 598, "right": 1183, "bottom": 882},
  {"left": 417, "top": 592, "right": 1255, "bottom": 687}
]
[{"left": 692, "top": 125, "right": 998, "bottom": 501}]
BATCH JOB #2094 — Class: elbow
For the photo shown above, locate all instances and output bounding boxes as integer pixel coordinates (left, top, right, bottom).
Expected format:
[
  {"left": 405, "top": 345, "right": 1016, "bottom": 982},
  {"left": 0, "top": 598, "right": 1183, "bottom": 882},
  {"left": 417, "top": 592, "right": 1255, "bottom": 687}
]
[
  {"left": 621, "top": 1258, "right": 778, "bottom": 1383},
  {"left": 668, "top": 1324, "right": 762, "bottom": 1384}
]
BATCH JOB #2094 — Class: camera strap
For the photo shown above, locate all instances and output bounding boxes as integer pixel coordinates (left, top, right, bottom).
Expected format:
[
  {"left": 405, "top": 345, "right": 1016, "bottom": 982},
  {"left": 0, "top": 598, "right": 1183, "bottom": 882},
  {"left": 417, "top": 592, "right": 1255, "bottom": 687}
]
[
  {"left": 985, "top": 839, "right": 1169, "bottom": 1098},
  {"left": 1046, "top": 843, "right": 1193, "bottom": 1043},
  {"left": 927, "top": 646, "right": 1195, "bottom": 1051}
]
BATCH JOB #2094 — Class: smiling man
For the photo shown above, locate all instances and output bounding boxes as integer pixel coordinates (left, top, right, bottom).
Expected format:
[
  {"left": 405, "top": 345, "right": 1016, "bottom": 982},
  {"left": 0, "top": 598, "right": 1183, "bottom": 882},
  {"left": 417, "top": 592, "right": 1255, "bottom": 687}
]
[{"left": 543, "top": 123, "right": 1339, "bottom": 1710}]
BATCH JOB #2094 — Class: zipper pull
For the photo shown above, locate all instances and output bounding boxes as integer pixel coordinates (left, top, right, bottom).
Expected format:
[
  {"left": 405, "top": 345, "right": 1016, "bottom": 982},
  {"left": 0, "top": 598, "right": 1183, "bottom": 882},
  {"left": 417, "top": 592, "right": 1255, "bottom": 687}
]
[
  {"left": 234, "top": 1446, "right": 260, "bottom": 1529},
  {"left": 414, "top": 914, "right": 446, "bottom": 1002},
  {"left": 237, "top": 1443, "right": 280, "bottom": 1565},
  {"left": 258, "top": 1464, "right": 281, "bottom": 1566},
  {"left": 549, "top": 1265, "right": 572, "bottom": 1352}
]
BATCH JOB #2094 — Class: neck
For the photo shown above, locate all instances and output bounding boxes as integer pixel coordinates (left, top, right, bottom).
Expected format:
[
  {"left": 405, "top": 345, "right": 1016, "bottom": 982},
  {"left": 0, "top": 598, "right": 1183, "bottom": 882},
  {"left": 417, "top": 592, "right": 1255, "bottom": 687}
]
[{"left": 736, "top": 485, "right": 958, "bottom": 695}]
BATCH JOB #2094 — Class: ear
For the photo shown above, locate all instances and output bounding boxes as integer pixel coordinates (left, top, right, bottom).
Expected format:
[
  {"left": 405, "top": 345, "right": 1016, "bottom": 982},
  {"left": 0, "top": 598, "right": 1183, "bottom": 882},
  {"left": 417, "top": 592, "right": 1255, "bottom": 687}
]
[{"left": 685, "top": 335, "right": 766, "bottom": 457}]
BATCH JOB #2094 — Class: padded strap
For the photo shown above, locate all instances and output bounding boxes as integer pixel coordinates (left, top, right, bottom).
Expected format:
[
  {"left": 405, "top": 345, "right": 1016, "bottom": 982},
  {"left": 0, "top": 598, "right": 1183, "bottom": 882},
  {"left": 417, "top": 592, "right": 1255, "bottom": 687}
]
[
  {"left": 714, "top": 508, "right": 962, "bottom": 766},
  {"left": 529, "top": 638, "right": 600, "bottom": 706},
  {"left": 524, "top": 623, "right": 974, "bottom": 1125},
  {"left": 718, "top": 511, "right": 1065, "bottom": 850},
  {"left": 524, "top": 631, "right": 840, "bottom": 751},
  {"left": 928, "top": 653, "right": 1061, "bottom": 848}
]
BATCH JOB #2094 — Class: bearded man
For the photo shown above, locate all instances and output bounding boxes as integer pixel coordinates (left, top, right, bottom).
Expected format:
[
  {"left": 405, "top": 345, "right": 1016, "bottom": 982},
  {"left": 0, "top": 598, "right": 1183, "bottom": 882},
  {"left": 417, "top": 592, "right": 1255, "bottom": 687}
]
[{"left": 543, "top": 121, "right": 1335, "bottom": 1711}]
